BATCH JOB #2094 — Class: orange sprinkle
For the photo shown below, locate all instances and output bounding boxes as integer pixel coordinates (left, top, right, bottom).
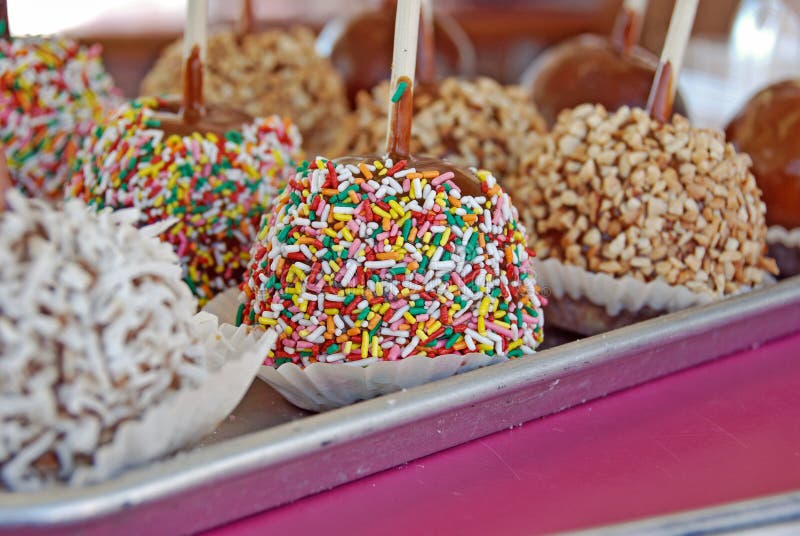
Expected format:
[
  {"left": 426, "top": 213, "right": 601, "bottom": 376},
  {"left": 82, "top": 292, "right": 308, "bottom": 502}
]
[
  {"left": 376, "top": 251, "right": 403, "bottom": 261},
  {"left": 368, "top": 315, "right": 381, "bottom": 330},
  {"left": 347, "top": 327, "right": 361, "bottom": 336},
  {"left": 407, "top": 261, "right": 419, "bottom": 272},
  {"left": 478, "top": 233, "right": 486, "bottom": 248},
  {"left": 348, "top": 189, "right": 360, "bottom": 204},
  {"left": 421, "top": 171, "right": 439, "bottom": 179},
  {"left": 358, "top": 163, "right": 373, "bottom": 180},
  {"left": 406, "top": 172, "right": 423, "bottom": 179},
  {"left": 462, "top": 214, "right": 477, "bottom": 224},
  {"left": 448, "top": 196, "right": 461, "bottom": 207},
  {"left": 321, "top": 188, "right": 339, "bottom": 197},
  {"left": 504, "top": 246, "right": 514, "bottom": 264}
]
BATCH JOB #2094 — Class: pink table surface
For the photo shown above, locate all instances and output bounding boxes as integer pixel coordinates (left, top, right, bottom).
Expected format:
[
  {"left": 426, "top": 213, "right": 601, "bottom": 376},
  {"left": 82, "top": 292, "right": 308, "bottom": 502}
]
[{"left": 207, "top": 330, "right": 800, "bottom": 536}]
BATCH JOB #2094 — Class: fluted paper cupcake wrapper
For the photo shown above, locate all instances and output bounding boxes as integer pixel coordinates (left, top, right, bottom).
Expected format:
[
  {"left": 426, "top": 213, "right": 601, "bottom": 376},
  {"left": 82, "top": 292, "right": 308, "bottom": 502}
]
[
  {"left": 204, "top": 288, "right": 507, "bottom": 412},
  {"left": 534, "top": 257, "right": 714, "bottom": 317},
  {"left": 767, "top": 226, "right": 800, "bottom": 248},
  {"left": 66, "top": 313, "right": 275, "bottom": 487}
]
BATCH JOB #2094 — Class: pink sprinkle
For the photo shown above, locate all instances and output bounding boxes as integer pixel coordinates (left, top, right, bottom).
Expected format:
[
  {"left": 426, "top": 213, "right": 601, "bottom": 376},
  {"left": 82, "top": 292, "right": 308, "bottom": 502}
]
[
  {"left": 485, "top": 321, "right": 513, "bottom": 339},
  {"left": 431, "top": 171, "right": 455, "bottom": 186},
  {"left": 386, "top": 346, "right": 401, "bottom": 361},
  {"left": 176, "top": 232, "right": 188, "bottom": 257}
]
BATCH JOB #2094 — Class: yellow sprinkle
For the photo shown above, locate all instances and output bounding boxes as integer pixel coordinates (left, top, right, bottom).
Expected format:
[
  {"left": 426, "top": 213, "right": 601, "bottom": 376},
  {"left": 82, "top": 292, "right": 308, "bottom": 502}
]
[
  {"left": 427, "top": 321, "right": 442, "bottom": 336},
  {"left": 361, "top": 331, "right": 369, "bottom": 358},
  {"left": 371, "top": 336, "right": 379, "bottom": 357},
  {"left": 478, "top": 343, "right": 493, "bottom": 353},
  {"left": 508, "top": 340, "right": 524, "bottom": 352},
  {"left": 333, "top": 213, "right": 352, "bottom": 222},
  {"left": 478, "top": 316, "right": 486, "bottom": 334},
  {"left": 440, "top": 228, "right": 451, "bottom": 246},
  {"left": 404, "top": 312, "right": 416, "bottom": 324},
  {"left": 373, "top": 206, "right": 391, "bottom": 219},
  {"left": 324, "top": 308, "right": 339, "bottom": 315},
  {"left": 342, "top": 227, "right": 354, "bottom": 242},
  {"left": 388, "top": 200, "right": 405, "bottom": 217},
  {"left": 258, "top": 317, "right": 277, "bottom": 326},
  {"left": 343, "top": 341, "right": 353, "bottom": 355},
  {"left": 376, "top": 282, "right": 383, "bottom": 297}
]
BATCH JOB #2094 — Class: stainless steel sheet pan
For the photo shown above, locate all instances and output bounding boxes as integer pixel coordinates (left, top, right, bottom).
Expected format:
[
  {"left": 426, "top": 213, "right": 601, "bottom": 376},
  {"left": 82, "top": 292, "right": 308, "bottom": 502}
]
[{"left": 1, "top": 276, "right": 798, "bottom": 535}]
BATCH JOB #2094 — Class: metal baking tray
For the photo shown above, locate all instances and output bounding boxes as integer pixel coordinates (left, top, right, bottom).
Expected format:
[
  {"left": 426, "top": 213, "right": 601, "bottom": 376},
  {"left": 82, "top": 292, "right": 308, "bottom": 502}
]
[
  {"left": 1, "top": 276, "right": 798, "bottom": 536},
  {"left": 572, "top": 487, "right": 800, "bottom": 535}
]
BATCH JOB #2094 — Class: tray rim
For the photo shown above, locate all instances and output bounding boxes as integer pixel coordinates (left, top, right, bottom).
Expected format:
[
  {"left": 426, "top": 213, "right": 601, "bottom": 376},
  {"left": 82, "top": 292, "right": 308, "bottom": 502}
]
[{"left": 1, "top": 275, "right": 799, "bottom": 534}]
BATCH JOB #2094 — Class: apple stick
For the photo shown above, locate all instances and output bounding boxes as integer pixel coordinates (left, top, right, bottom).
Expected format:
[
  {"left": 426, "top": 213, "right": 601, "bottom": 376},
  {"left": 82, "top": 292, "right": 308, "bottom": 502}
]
[
  {"left": 418, "top": 0, "right": 436, "bottom": 86},
  {"left": 1, "top": 0, "right": 10, "bottom": 40},
  {"left": 645, "top": 0, "right": 698, "bottom": 122},
  {"left": 385, "top": 0, "right": 422, "bottom": 157},
  {"left": 610, "top": 0, "right": 648, "bottom": 53},
  {"left": 239, "top": 0, "right": 254, "bottom": 37},
  {"left": 182, "top": 0, "right": 207, "bottom": 124},
  {"left": 0, "top": 149, "right": 11, "bottom": 211}
]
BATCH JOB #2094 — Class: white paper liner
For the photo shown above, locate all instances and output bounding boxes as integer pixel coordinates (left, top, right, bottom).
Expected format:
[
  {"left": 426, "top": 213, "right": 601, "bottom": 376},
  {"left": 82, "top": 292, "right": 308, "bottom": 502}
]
[
  {"left": 204, "top": 289, "right": 507, "bottom": 412},
  {"left": 767, "top": 225, "right": 800, "bottom": 248},
  {"left": 534, "top": 257, "right": 714, "bottom": 316},
  {"left": 68, "top": 312, "right": 275, "bottom": 486}
]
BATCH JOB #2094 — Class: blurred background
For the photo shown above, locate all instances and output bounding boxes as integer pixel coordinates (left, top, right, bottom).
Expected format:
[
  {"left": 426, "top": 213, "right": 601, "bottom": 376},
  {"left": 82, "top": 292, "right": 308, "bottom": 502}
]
[{"left": 6, "top": 0, "right": 800, "bottom": 128}]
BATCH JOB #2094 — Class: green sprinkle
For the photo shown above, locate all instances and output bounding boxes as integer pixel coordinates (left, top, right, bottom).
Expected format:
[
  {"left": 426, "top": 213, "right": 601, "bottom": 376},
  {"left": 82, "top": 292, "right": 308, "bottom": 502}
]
[
  {"left": 226, "top": 131, "right": 243, "bottom": 144},
  {"left": 391, "top": 80, "right": 409, "bottom": 103},
  {"left": 235, "top": 304, "right": 245, "bottom": 326}
]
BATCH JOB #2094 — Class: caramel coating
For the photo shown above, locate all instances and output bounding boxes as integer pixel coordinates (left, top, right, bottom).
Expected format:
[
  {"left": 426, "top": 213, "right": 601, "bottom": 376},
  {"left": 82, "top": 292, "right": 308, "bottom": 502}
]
[
  {"left": 523, "top": 35, "right": 688, "bottom": 128},
  {"left": 141, "top": 27, "right": 349, "bottom": 156},
  {"left": 508, "top": 104, "right": 777, "bottom": 297},
  {"left": 340, "top": 77, "right": 546, "bottom": 184},
  {"left": 726, "top": 80, "right": 800, "bottom": 229},
  {"left": 322, "top": 3, "right": 474, "bottom": 105}
]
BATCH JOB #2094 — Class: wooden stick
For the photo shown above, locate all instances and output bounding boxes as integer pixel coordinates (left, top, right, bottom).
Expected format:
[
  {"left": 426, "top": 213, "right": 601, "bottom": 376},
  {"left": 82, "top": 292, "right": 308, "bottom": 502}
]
[
  {"left": 645, "top": 0, "right": 697, "bottom": 122},
  {"left": 239, "top": 0, "right": 254, "bottom": 37},
  {"left": 418, "top": 0, "right": 436, "bottom": 86},
  {"left": 385, "top": 0, "right": 422, "bottom": 157},
  {"left": 610, "top": 0, "right": 648, "bottom": 53},
  {"left": 1, "top": 0, "right": 10, "bottom": 40},
  {"left": 0, "top": 149, "right": 11, "bottom": 212},
  {"left": 182, "top": 0, "right": 207, "bottom": 123}
]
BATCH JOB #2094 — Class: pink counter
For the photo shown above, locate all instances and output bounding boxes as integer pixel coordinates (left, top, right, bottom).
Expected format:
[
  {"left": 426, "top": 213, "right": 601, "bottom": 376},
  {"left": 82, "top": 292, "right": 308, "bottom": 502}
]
[{"left": 207, "top": 330, "right": 800, "bottom": 535}]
